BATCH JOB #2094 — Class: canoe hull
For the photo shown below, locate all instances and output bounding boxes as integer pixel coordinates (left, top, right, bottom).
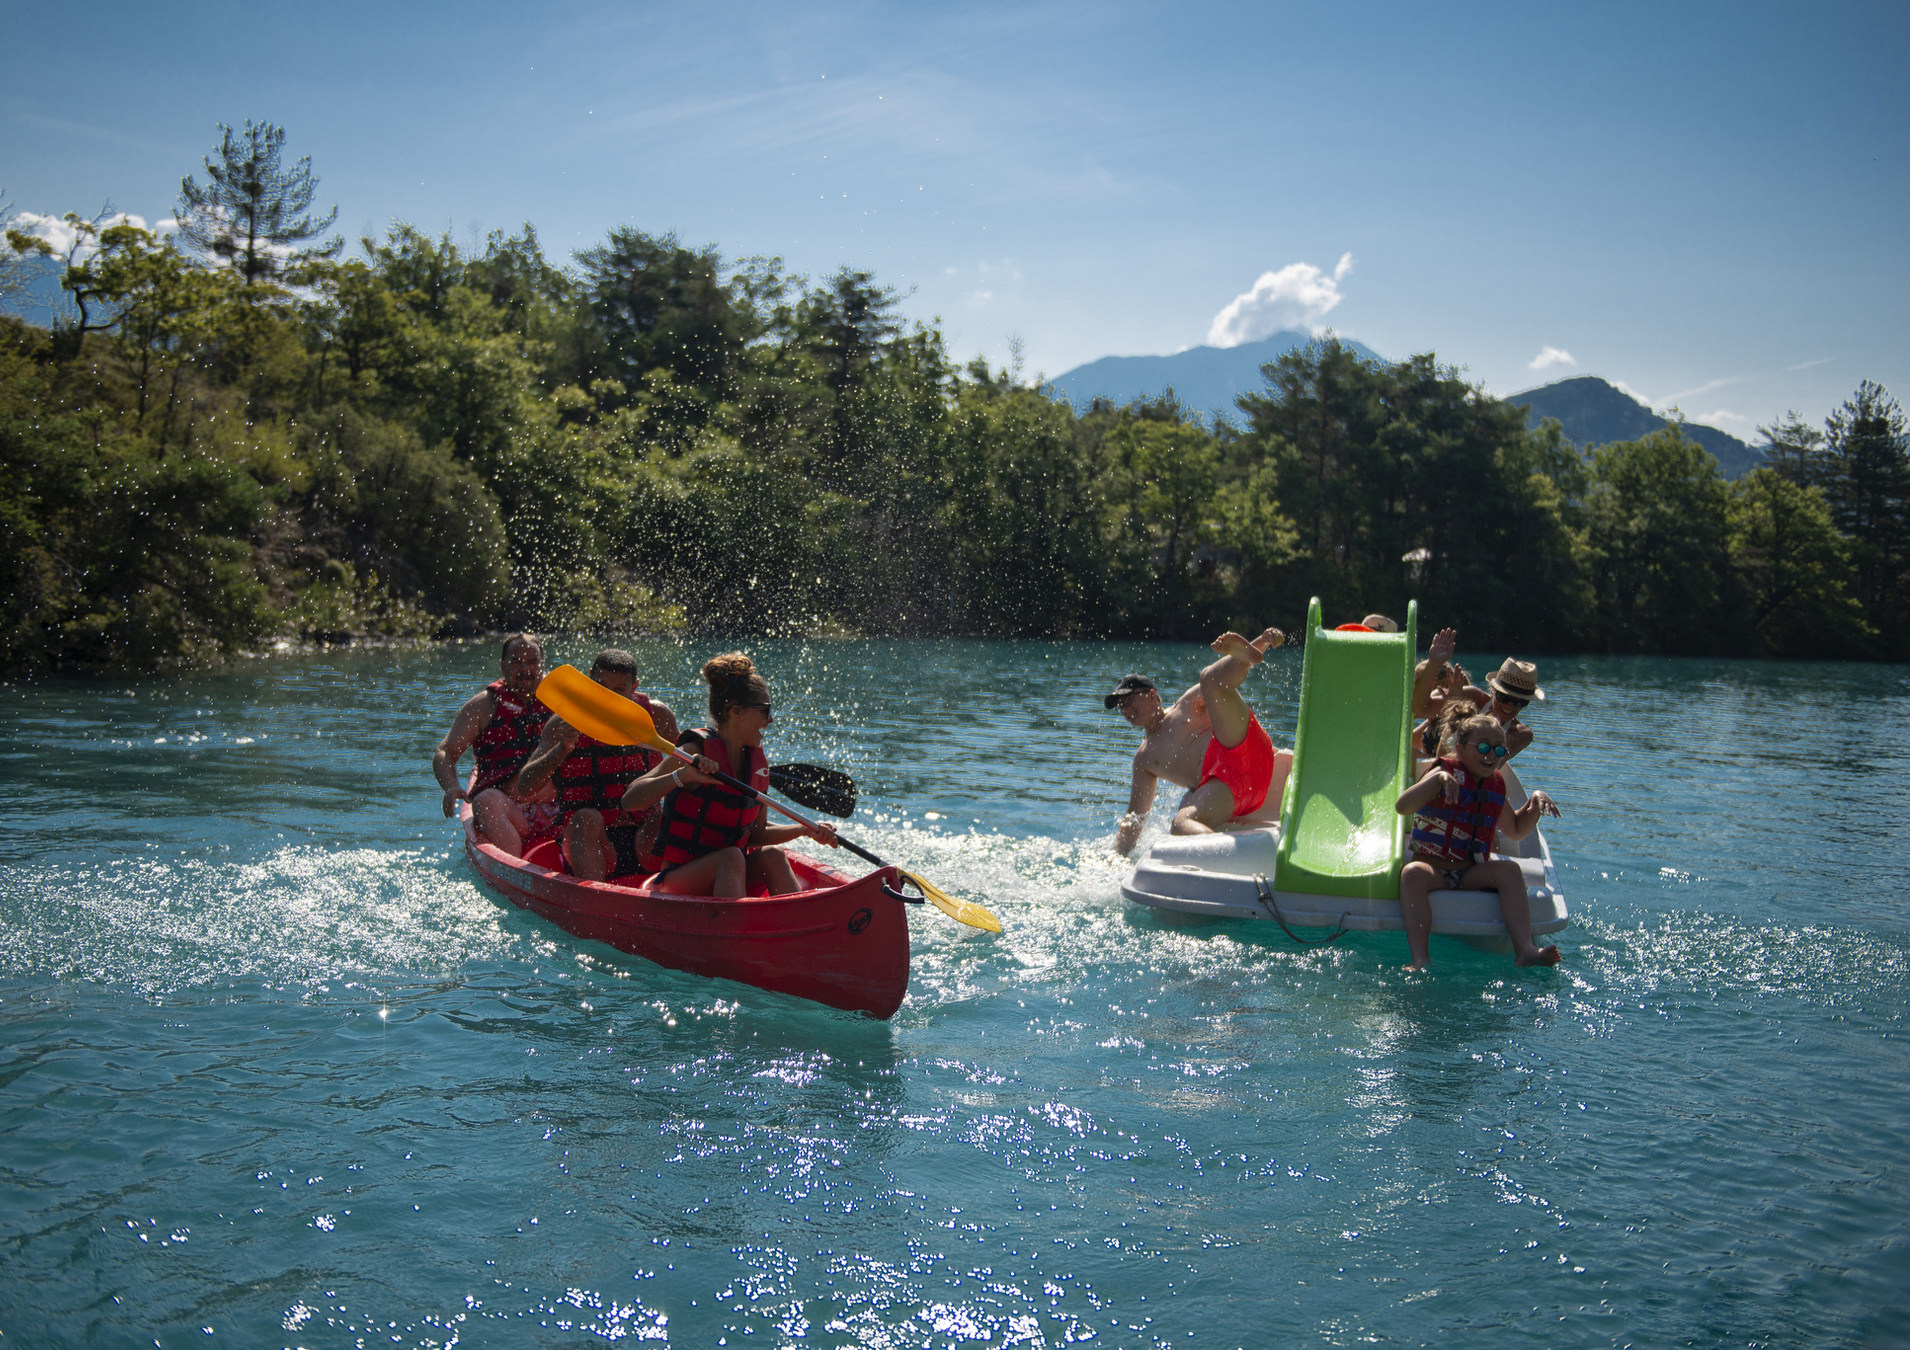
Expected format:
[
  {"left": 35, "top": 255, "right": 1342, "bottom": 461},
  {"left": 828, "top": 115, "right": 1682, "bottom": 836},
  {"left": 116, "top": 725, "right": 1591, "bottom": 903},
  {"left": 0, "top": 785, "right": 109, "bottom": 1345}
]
[{"left": 462, "top": 812, "right": 911, "bottom": 1018}]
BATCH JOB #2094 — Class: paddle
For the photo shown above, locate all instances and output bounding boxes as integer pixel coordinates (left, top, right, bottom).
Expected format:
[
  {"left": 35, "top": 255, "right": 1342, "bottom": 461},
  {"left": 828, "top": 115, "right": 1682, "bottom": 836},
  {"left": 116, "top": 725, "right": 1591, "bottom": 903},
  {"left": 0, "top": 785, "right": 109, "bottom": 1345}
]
[
  {"left": 768, "top": 762, "right": 856, "bottom": 818},
  {"left": 537, "top": 665, "right": 1000, "bottom": 933}
]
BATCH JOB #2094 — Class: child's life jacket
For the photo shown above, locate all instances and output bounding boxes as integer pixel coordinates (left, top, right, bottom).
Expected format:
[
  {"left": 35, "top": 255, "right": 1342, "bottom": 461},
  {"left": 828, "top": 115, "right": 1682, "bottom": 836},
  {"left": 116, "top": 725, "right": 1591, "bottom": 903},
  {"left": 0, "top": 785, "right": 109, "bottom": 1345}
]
[{"left": 1410, "top": 756, "right": 1507, "bottom": 866}]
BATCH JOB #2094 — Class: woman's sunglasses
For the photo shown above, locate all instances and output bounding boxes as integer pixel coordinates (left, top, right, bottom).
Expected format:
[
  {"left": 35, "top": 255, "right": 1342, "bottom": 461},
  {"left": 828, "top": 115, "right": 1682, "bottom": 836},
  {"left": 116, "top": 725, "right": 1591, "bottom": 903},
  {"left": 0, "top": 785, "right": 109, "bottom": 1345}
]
[
  {"left": 1472, "top": 740, "right": 1510, "bottom": 759},
  {"left": 1492, "top": 692, "right": 1530, "bottom": 712},
  {"left": 738, "top": 701, "right": 772, "bottom": 714}
]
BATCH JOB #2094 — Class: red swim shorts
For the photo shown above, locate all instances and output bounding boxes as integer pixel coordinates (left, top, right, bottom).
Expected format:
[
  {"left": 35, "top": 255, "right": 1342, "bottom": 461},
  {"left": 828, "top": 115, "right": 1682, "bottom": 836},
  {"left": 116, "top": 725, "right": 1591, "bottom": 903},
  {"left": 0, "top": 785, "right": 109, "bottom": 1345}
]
[{"left": 1196, "top": 713, "right": 1276, "bottom": 819}]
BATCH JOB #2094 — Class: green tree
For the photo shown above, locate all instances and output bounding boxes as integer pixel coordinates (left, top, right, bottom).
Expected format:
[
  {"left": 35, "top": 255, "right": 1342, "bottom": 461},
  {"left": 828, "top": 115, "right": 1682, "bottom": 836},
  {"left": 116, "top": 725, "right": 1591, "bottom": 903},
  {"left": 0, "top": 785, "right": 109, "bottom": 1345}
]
[
  {"left": 1235, "top": 338, "right": 1542, "bottom": 640},
  {"left": 1821, "top": 382, "right": 1909, "bottom": 632},
  {"left": 66, "top": 223, "right": 239, "bottom": 426},
  {"left": 799, "top": 267, "right": 903, "bottom": 484},
  {"left": 1109, "top": 418, "right": 1223, "bottom": 633},
  {"left": 573, "top": 229, "right": 752, "bottom": 410},
  {"left": 943, "top": 380, "right": 1111, "bottom": 636},
  {"left": 176, "top": 121, "right": 341, "bottom": 287},
  {"left": 1726, "top": 468, "right": 1869, "bottom": 656},
  {"left": 1585, "top": 428, "right": 1729, "bottom": 653},
  {"left": 1758, "top": 411, "right": 1826, "bottom": 488}
]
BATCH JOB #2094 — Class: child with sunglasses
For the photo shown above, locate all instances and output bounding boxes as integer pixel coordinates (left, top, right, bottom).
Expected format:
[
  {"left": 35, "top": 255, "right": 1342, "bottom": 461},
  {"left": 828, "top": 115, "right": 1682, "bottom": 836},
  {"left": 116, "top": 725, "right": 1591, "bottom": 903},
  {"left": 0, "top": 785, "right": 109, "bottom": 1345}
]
[{"left": 1394, "top": 711, "right": 1562, "bottom": 969}]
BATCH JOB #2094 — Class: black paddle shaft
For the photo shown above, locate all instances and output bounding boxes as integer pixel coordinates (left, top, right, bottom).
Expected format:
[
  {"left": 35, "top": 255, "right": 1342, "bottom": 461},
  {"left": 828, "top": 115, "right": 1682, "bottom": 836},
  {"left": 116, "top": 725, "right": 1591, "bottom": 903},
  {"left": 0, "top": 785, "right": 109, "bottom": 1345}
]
[{"left": 685, "top": 761, "right": 885, "bottom": 867}]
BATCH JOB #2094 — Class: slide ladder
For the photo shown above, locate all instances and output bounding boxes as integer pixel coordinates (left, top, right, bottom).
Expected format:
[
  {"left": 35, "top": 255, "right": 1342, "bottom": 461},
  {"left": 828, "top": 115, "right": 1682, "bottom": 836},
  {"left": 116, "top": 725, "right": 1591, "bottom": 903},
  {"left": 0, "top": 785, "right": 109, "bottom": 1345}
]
[{"left": 1271, "top": 598, "right": 1417, "bottom": 900}]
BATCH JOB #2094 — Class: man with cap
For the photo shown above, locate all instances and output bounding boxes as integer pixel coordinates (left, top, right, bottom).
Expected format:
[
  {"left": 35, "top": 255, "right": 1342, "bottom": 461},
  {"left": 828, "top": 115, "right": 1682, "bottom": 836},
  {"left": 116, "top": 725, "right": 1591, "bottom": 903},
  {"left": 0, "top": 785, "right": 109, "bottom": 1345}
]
[{"left": 1105, "top": 628, "right": 1294, "bottom": 855}]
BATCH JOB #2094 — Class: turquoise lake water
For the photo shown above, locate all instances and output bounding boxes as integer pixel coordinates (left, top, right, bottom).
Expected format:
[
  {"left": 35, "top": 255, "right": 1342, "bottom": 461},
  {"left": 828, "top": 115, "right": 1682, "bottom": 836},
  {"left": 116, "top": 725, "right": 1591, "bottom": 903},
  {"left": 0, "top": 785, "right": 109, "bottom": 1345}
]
[{"left": 2, "top": 639, "right": 1907, "bottom": 1347}]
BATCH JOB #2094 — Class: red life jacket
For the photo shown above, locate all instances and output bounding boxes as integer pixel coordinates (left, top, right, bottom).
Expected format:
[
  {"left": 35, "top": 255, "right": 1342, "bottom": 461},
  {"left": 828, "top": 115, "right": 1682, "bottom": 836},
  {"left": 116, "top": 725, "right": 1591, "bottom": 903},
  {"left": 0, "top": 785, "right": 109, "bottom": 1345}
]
[
  {"left": 1409, "top": 756, "right": 1507, "bottom": 866},
  {"left": 653, "top": 729, "right": 769, "bottom": 867},
  {"left": 553, "top": 691, "right": 663, "bottom": 830},
  {"left": 471, "top": 679, "right": 551, "bottom": 795}
]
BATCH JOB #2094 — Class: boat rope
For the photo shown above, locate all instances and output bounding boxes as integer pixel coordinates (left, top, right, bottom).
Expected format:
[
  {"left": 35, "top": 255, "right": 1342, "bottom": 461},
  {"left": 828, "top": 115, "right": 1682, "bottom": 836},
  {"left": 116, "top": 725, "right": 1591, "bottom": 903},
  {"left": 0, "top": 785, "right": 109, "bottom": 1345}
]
[{"left": 1254, "top": 874, "right": 1349, "bottom": 946}]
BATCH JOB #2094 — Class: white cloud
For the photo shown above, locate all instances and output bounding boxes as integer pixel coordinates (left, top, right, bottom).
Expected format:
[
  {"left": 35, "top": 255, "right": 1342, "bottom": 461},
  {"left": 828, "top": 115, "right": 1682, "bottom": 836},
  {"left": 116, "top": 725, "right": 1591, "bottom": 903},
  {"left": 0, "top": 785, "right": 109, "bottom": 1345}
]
[
  {"left": 10, "top": 210, "right": 175, "bottom": 259},
  {"left": 1528, "top": 345, "right": 1576, "bottom": 371},
  {"left": 1612, "top": 379, "right": 1654, "bottom": 407},
  {"left": 1697, "top": 408, "right": 1751, "bottom": 427},
  {"left": 1206, "top": 252, "right": 1352, "bottom": 347}
]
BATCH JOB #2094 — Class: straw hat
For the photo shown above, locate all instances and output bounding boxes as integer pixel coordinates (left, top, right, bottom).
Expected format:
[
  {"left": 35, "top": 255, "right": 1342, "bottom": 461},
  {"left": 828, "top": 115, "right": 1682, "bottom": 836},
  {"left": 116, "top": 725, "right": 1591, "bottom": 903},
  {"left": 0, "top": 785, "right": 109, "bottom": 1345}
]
[{"left": 1486, "top": 658, "right": 1545, "bottom": 702}]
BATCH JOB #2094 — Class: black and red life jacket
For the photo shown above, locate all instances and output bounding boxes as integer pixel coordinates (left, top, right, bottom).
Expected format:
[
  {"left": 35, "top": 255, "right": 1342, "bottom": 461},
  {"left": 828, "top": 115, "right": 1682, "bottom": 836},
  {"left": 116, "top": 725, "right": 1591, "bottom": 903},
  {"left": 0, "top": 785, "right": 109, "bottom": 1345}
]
[
  {"left": 653, "top": 729, "right": 769, "bottom": 867},
  {"left": 471, "top": 679, "right": 551, "bottom": 795},
  {"left": 553, "top": 692, "right": 663, "bottom": 830}
]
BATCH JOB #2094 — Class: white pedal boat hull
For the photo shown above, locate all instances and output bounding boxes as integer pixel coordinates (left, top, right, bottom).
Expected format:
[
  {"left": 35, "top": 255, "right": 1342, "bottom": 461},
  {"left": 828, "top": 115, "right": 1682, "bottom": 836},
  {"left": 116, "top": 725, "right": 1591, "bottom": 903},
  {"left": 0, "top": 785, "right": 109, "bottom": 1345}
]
[{"left": 1120, "top": 769, "right": 1569, "bottom": 940}]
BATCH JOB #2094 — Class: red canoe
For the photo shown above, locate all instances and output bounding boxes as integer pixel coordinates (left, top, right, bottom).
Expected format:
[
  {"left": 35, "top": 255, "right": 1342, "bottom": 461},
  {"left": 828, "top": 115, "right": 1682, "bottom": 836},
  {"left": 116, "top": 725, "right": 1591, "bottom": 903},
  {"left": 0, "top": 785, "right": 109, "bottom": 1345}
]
[{"left": 461, "top": 808, "right": 913, "bottom": 1018}]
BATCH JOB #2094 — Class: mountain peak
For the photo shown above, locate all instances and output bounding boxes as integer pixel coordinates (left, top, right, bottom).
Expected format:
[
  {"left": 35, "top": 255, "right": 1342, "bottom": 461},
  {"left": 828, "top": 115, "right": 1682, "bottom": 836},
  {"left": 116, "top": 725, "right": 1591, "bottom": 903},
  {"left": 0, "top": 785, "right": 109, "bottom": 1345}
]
[
  {"left": 1047, "top": 330, "right": 1384, "bottom": 425},
  {"left": 1510, "top": 375, "right": 1762, "bottom": 478}
]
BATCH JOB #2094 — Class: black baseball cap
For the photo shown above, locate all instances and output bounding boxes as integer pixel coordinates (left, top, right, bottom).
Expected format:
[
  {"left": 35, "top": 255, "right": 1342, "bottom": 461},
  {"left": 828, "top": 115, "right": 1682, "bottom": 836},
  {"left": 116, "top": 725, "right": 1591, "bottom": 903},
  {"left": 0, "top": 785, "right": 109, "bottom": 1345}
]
[{"left": 1104, "top": 674, "right": 1157, "bottom": 709}]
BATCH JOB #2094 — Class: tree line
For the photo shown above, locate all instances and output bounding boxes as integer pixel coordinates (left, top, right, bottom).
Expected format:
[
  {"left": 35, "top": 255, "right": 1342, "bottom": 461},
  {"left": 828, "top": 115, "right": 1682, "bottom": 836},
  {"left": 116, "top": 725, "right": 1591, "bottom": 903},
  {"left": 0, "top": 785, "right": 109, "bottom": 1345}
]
[{"left": 2, "top": 122, "right": 1905, "bottom": 673}]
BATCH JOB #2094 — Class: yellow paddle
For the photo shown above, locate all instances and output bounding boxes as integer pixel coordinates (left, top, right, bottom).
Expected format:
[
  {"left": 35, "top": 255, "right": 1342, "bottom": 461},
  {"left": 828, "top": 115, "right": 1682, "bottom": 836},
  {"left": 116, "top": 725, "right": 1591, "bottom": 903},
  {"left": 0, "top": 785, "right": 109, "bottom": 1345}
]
[{"left": 537, "top": 665, "right": 1001, "bottom": 933}]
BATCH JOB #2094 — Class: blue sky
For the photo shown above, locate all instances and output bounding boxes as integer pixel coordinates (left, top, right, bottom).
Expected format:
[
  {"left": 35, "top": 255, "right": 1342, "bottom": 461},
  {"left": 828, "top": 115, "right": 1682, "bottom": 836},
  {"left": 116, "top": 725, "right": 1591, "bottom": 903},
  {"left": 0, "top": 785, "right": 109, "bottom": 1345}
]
[{"left": 6, "top": 0, "right": 1906, "bottom": 436}]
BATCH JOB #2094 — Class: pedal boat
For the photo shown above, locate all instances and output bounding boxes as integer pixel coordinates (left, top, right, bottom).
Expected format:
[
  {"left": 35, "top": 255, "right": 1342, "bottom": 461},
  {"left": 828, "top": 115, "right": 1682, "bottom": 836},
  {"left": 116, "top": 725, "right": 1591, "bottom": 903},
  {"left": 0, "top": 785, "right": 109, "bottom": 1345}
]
[{"left": 1120, "top": 765, "right": 1569, "bottom": 943}]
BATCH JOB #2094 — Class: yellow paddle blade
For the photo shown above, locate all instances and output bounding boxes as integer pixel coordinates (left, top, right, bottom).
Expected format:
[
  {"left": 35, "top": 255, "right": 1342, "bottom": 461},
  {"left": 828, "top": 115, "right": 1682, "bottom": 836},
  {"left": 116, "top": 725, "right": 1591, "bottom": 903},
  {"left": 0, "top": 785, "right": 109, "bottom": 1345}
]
[
  {"left": 537, "top": 665, "right": 677, "bottom": 756},
  {"left": 902, "top": 869, "right": 1002, "bottom": 933}
]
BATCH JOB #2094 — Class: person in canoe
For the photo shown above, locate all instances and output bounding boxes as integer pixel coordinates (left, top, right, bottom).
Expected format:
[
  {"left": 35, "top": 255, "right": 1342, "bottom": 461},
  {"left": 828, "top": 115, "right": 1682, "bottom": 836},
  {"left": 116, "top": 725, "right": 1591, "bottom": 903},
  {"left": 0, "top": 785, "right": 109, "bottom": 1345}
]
[
  {"left": 620, "top": 652, "right": 838, "bottom": 898},
  {"left": 431, "top": 632, "right": 559, "bottom": 857},
  {"left": 1395, "top": 710, "right": 1563, "bottom": 969},
  {"left": 1106, "top": 628, "right": 1294, "bottom": 855},
  {"left": 515, "top": 649, "right": 679, "bottom": 881}
]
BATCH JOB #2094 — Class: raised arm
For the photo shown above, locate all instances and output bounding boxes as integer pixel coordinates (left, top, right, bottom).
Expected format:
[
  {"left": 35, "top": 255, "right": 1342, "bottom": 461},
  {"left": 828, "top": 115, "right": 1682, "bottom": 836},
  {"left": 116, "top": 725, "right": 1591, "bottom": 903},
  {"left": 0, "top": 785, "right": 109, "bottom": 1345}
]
[{"left": 1411, "top": 627, "right": 1458, "bottom": 719}]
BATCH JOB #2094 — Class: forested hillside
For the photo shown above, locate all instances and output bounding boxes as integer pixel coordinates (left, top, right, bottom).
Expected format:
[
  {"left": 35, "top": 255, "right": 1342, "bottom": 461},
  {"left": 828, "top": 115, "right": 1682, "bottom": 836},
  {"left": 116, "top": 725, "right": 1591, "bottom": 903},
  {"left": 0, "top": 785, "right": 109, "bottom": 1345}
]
[{"left": 3, "top": 126, "right": 1904, "bottom": 671}]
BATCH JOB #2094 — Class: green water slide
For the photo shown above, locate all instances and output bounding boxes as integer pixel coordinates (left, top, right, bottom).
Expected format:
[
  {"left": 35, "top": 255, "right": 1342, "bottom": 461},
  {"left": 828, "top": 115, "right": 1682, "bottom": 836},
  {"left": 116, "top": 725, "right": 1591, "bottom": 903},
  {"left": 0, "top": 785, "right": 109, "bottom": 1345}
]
[{"left": 1272, "top": 598, "right": 1418, "bottom": 901}]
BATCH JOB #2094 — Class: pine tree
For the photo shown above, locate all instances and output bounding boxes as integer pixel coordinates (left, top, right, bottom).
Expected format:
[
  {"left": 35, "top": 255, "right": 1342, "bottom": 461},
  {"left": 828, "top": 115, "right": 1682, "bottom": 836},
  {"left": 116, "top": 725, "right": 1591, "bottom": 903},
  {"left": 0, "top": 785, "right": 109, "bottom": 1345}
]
[
  {"left": 176, "top": 121, "right": 340, "bottom": 287},
  {"left": 1822, "top": 381, "right": 1910, "bottom": 621}
]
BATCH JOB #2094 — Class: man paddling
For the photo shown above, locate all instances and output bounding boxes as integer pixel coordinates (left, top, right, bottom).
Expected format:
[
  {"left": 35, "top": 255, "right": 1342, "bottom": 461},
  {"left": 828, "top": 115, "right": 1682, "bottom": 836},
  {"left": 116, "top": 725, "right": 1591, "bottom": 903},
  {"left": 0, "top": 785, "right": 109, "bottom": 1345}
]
[
  {"left": 432, "top": 632, "right": 558, "bottom": 857},
  {"left": 1107, "top": 628, "right": 1294, "bottom": 855},
  {"left": 515, "top": 649, "right": 679, "bottom": 881}
]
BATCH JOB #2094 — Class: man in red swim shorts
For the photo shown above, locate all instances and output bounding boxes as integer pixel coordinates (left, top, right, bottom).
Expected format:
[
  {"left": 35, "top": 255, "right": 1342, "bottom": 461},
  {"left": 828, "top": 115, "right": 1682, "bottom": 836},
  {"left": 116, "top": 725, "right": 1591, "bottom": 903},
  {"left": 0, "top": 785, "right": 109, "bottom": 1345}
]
[{"left": 1106, "top": 628, "right": 1294, "bottom": 853}]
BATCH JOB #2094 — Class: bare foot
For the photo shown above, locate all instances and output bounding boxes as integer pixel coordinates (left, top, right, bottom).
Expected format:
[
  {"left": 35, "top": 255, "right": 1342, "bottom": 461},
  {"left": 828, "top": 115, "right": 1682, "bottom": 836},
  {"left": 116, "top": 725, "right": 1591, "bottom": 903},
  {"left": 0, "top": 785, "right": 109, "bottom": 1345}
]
[
  {"left": 1516, "top": 945, "right": 1562, "bottom": 967},
  {"left": 1210, "top": 628, "right": 1285, "bottom": 664},
  {"left": 1210, "top": 631, "right": 1259, "bottom": 663}
]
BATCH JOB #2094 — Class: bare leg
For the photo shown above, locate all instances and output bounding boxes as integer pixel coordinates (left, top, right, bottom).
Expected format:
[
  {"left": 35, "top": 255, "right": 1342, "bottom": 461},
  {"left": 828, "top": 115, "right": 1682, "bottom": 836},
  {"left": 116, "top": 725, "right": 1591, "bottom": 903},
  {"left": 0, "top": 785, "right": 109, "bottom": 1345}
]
[
  {"left": 1172, "top": 779, "right": 1237, "bottom": 835},
  {"left": 1475, "top": 858, "right": 1561, "bottom": 966},
  {"left": 1265, "top": 748, "right": 1293, "bottom": 816},
  {"left": 1200, "top": 628, "right": 1284, "bottom": 750},
  {"left": 1400, "top": 860, "right": 1437, "bottom": 967},
  {"left": 473, "top": 788, "right": 526, "bottom": 856},
  {"left": 655, "top": 847, "right": 748, "bottom": 898},
  {"left": 749, "top": 846, "right": 800, "bottom": 895},
  {"left": 563, "top": 809, "right": 611, "bottom": 881}
]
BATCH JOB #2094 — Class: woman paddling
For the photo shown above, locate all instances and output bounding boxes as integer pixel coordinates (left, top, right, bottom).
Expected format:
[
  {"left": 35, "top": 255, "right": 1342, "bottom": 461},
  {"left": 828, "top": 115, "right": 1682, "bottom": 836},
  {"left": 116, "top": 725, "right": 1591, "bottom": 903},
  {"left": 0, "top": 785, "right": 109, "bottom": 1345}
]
[{"left": 621, "top": 652, "right": 837, "bottom": 897}]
